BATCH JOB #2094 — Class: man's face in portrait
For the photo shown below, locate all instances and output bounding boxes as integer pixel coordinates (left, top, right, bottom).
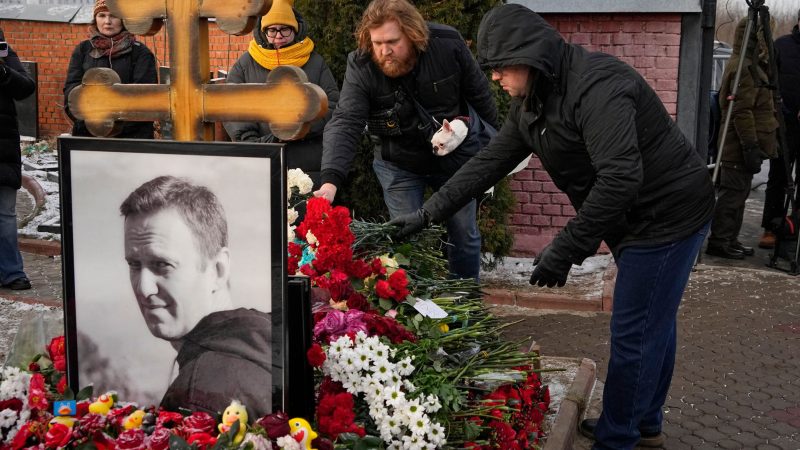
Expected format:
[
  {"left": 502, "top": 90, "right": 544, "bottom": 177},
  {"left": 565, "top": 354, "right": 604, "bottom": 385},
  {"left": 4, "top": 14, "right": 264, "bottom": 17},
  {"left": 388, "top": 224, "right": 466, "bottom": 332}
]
[
  {"left": 124, "top": 208, "right": 224, "bottom": 341},
  {"left": 370, "top": 20, "right": 416, "bottom": 78}
]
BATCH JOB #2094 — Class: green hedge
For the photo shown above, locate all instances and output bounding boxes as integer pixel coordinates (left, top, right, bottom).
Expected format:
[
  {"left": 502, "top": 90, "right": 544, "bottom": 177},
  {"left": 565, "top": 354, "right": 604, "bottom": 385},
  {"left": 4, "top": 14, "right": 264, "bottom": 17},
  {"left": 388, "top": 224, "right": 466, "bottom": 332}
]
[{"left": 297, "top": 0, "right": 516, "bottom": 267}]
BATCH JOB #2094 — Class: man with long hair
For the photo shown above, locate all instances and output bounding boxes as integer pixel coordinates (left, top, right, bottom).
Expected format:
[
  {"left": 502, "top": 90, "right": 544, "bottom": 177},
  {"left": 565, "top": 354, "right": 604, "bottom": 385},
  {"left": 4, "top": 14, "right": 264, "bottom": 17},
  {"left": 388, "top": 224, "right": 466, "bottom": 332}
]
[{"left": 314, "top": 0, "right": 497, "bottom": 281}]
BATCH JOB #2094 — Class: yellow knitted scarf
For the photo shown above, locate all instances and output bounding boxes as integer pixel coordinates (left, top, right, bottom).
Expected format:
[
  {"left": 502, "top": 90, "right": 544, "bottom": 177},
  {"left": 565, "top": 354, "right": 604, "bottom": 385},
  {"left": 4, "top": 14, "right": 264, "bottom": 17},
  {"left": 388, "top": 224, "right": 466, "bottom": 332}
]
[{"left": 248, "top": 37, "right": 315, "bottom": 70}]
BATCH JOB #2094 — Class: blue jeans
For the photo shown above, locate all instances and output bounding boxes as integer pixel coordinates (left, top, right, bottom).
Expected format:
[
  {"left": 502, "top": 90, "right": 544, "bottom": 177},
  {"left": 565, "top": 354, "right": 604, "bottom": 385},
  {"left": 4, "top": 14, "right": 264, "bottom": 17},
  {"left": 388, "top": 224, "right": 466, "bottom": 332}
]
[
  {"left": 593, "top": 221, "right": 710, "bottom": 450},
  {"left": 0, "top": 186, "right": 26, "bottom": 284},
  {"left": 373, "top": 157, "right": 481, "bottom": 281}
]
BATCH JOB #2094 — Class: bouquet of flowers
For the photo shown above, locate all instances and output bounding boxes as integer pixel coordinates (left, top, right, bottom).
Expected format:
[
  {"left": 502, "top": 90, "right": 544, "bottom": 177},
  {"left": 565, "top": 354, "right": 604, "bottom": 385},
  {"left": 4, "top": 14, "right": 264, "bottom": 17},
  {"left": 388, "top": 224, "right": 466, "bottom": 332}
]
[{"left": 289, "top": 192, "right": 551, "bottom": 449}]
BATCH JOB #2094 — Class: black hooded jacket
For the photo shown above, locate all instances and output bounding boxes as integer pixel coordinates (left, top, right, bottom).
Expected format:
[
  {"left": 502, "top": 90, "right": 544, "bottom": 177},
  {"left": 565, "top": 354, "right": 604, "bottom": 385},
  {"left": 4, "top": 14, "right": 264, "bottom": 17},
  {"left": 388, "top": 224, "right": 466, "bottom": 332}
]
[
  {"left": 0, "top": 44, "right": 36, "bottom": 189},
  {"left": 424, "top": 5, "right": 715, "bottom": 263},
  {"left": 320, "top": 22, "right": 498, "bottom": 187},
  {"left": 160, "top": 308, "right": 272, "bottom": 419}
]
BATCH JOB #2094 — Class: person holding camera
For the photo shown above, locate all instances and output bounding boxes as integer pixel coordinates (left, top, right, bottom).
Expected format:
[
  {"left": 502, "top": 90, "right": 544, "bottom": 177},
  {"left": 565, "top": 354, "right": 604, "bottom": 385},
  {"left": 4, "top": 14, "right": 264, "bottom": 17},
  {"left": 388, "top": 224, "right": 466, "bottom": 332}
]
[
  {"left": 707, "top": 17, "right": 779, "bottom": 259},
  {"left": 0, "top": 29, "right": 36, "bottom": 290},
  {"left": 63, "top": 0, "right": 157, "bottom": 139},
  {"left": 314, "top": 0, "right": 497, "bottom": 281}
]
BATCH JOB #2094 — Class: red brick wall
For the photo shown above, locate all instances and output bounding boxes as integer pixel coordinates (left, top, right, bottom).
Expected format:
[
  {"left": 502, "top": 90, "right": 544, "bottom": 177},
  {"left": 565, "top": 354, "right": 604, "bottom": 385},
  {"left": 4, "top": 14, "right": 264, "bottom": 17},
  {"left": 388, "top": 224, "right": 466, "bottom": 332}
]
[
  {"left": 509, "top": 13, "right": 683, "bottom": 256},
  {"left": 0, "top": 19, "right": 251, "bottom": 138}
]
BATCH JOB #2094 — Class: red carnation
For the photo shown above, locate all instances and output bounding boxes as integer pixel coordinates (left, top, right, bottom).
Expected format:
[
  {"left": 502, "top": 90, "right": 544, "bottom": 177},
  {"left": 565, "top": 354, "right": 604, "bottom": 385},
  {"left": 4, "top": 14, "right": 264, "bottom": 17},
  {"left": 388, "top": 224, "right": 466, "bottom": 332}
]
[
  {"left": 115, "top": 429, "right": 146, "bottom": 450},
  {"left": 0, "top": 398, "right": 22, "bottom": 412},
  {"left": 44, "top": 423, "right": 72, "bottom": 448},
  {"left": 307, "top": 343, "right": 327, "bottom": 367}
]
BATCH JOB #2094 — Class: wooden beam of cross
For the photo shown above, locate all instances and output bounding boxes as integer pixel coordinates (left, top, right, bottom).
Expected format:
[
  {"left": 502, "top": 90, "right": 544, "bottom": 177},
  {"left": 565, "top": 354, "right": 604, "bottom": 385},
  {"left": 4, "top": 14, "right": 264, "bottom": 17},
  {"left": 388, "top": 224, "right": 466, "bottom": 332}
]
[{"left": 67, "top": 0, "right": 327, "bottom": 142}]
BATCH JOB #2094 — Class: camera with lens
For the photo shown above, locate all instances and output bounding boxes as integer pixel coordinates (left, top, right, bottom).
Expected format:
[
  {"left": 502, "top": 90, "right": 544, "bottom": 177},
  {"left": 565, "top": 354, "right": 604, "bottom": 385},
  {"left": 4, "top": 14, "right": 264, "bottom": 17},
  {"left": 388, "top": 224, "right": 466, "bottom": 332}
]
[{"left": 0, "top": 41, "right": 8, "bottom": 58}]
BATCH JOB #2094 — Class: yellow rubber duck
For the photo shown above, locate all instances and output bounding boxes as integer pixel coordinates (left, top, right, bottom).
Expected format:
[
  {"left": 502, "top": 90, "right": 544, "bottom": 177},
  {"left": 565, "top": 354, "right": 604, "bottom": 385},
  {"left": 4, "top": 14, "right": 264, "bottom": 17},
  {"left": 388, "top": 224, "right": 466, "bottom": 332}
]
[
  {"left": 289, "top": 418, "right": 318, "bottom": 450},
  {"left": 87, "top": 392, "right": 115, "bottom": 415},
  {"left": 49, "top": 416, "right": 76, "bottom": 429},
  {"left": 122, "top": 409, "right": 146, "bottom": 430},
  {"left": 218, "top": 400, "right": 248, "bottom": 444}
]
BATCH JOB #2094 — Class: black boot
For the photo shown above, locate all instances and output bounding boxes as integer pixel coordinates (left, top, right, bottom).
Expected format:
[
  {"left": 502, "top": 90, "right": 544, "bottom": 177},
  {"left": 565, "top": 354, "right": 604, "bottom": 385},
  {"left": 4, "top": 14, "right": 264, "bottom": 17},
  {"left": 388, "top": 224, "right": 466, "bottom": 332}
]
[
  {"left": 705, "top": 244, "right": 745, "bottom": 259},
  {"left": 579, "top": 418, "right": 665, "bottom": 447},
  {"left": 732, "top": 241, "right": 755, "bottom": 256}
]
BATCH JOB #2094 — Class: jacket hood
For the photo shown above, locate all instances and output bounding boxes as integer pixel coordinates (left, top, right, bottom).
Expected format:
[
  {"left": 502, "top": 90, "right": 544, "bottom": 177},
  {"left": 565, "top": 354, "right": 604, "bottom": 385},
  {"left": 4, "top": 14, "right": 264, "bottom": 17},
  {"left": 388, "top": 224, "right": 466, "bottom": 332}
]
[
  {"left": 253, "top": 8, "right": 308, "bottom": 49},
  {"left": 178, "top": 308, "right": 271, "bottom": 369},
  {"left": 477, "top": 4, "right": 563, "bottom": 81}
]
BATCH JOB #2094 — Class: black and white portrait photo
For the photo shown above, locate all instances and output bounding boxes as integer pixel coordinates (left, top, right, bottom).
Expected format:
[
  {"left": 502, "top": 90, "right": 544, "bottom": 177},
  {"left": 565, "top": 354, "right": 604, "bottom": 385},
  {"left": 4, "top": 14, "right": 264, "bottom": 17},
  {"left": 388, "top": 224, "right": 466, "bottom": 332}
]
[{"left": 59, "top": 138, "right": 285, "bottom": 418}]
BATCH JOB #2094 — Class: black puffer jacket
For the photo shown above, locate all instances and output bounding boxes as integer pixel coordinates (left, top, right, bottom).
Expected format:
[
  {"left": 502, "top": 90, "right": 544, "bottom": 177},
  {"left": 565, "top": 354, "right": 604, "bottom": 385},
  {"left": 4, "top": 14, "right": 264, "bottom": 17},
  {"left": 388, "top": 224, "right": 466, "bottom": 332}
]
[
  {"left": 0, "top": 44, "right": 36, "bottom": 189},
  {"left": 321, "top": 23, "right": 497, "bottom": 187},
  {"left": 223, "top": 12, "right": 339, "bottom": 187},
  {"left": 776, "top": 25, "right": 800, "bottom": 116},
  {"left": 424, "top": 5, "right": 715, "bottom": 263},
  {"left": 63, "top": 38, "right": 157, "bottom": 138}
]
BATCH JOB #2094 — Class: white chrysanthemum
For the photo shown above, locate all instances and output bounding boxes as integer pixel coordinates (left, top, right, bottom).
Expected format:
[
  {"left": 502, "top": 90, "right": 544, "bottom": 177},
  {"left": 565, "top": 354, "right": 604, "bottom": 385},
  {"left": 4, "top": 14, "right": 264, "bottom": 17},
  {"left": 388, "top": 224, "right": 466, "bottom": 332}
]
[
  {"left": 0, "top": 409, "right": 18, "bottom": 428},
  {"left": 426, "top": 422, "right": 446, "bottom": 445},
  {"left": 403, "top": 379, "right": 417, "bottom": 393},
  {"left": 396, "top": 356, "right": 415, "bottom": 376},
  {"left": 423, "top": 394, "right": 442, "bottom": 413},
  {"left": 287, "top": 224, "right": 295, "bottom": 243},
  {"left": 370, "top": 358, "right": 393, "bottom": 382},
  {"left": 402, "top": 399, "right": 425, "bottom": 424},
  {"left": 408, "top": 414, "right": 431, "bottom": 437},
  {"left": 401, "top": 434, "right": 425, "bottom": 450},
  {"left": 287, "top": 208, "right": 299, "bottom": 225},
  {"left": 382, "top": 385, "right": 406, "bottom": 408}
]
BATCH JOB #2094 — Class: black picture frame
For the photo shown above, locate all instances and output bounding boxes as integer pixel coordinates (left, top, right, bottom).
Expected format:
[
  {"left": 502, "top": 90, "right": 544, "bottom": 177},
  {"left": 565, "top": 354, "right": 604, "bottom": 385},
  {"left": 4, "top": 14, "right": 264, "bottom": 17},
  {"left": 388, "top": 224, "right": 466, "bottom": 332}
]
[{"left": 58, "top": 137, "right": 287, "bottom": 416}]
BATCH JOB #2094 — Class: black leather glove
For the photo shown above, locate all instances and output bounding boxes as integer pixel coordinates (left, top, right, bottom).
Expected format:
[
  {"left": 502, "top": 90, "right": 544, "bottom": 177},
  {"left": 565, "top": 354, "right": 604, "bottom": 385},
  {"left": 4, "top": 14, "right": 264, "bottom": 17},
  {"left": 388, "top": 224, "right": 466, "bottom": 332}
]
[
  {"left": 529, "top": 245, "right": 572, "bottom": 288},
  {"left": 742, "top": 145, "right": 767, "bottom": 174},
  {"left": 387, "top": 208, "right": 431, "bottom": 239}
]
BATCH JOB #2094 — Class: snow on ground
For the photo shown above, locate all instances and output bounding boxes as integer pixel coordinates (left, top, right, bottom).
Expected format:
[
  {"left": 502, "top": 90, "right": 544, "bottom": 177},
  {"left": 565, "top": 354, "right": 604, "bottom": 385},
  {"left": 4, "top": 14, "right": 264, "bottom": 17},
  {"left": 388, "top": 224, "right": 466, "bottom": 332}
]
[
  {"left": 0, "top": 299, "right": 61, "bottom": 366},
  {"left": 19, "top": 147, "right": 61, "bottom": 241}
]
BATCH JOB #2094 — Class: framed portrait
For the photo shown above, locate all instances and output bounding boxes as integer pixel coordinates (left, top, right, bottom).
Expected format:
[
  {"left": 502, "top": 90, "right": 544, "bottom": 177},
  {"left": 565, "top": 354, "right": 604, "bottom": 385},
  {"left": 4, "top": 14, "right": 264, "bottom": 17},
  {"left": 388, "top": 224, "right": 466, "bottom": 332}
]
[{"left": 59, "top": 137, "right": 287, "bottom": 418}]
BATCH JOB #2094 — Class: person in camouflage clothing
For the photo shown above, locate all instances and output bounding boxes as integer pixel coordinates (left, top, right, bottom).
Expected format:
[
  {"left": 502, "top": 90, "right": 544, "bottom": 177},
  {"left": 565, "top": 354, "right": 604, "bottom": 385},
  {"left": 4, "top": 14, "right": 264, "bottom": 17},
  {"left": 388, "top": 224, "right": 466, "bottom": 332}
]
[{"left": 707, "top": 17, "right": 778, "bottom": 259}]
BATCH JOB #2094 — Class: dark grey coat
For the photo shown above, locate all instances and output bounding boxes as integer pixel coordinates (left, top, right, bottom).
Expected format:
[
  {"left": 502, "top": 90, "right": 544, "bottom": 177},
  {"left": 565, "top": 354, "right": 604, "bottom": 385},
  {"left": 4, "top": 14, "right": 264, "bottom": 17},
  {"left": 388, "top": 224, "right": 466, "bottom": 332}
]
[
  {"left": 424, "top": 4, "right": 715, "bottom": 263},
  {"left": 0, "top": 44, "right": 36, "bottom": 189},
  {"left": 63, "top": 39, "right": 157, "bottom": 139}
]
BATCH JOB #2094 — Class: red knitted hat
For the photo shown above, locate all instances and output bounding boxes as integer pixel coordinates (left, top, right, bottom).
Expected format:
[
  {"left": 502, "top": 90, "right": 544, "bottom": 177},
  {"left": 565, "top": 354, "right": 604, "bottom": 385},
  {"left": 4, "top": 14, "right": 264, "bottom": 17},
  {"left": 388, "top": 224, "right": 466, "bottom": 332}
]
[{"left": 93, "top": 0, "right": 109, "bottom": 17}]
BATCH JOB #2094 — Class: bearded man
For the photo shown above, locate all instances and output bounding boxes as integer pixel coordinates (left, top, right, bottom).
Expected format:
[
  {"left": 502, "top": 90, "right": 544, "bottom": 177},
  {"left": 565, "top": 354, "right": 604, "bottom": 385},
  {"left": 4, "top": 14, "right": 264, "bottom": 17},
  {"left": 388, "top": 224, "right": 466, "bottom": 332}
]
[{"left": 314, "top": 0, "right": 497, "bottom": 281}]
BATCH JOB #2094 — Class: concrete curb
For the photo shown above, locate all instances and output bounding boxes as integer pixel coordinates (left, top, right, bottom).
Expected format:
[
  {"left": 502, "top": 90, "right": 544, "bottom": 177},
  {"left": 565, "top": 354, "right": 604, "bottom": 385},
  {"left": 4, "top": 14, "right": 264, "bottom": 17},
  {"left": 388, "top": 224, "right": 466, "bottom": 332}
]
[{"left": 543, "top": 358, "right": 597, "bottom": 450}]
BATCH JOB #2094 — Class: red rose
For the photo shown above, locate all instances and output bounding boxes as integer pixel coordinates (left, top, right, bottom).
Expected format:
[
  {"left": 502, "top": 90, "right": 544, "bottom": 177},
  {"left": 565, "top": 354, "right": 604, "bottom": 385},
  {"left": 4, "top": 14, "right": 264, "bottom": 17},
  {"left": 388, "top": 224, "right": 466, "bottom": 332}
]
[
  {"left": 156, "top": 411, "right": 184, "bottom": 428},
  {"left": 48, "top": 336, "right": 66, "bottom": 361},
  {"left": 28, "top": 362, "right": 40, "bottom": 372},
  {"left": 116, "top": 429, "right": 146, "bottom": 450},
  {"left": 306, "top": 343, "right": 326, "bottom": 367},
  {"left": 147, "top": 427, "right": 172, "bottom": 450},
  {"left": 187, "top": 432, "right": 217, "bottom": 449},
  {"left": 44, "top": 423, "right": 72, "bottom": 448},
  {"left": 181, "top": 412, "right": 216, "bottom": 435},
  {"left": 345, "top": 292, "right": 369, "bottom": 311},
  {"left": 55, "top": 376, "right": 67, "bottom": 395},
  {"left": 255, "top": 411, "right": 290, "bottom": 440}
]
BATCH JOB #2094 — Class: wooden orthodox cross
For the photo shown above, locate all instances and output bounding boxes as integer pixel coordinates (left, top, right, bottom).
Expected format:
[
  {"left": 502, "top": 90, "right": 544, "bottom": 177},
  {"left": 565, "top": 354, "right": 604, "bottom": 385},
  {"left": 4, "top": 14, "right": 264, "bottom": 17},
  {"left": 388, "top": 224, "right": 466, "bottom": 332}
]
[{"left": 67, "top": 0, "right": 327, "bottom": 142}]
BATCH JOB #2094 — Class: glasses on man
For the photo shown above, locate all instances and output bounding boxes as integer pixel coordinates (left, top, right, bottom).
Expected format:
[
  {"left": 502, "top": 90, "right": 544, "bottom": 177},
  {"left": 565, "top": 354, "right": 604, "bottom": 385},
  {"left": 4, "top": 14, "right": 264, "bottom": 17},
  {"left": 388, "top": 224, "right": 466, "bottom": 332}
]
[{"left": 265, "top": 26, "right": 294, "bottom": 38}]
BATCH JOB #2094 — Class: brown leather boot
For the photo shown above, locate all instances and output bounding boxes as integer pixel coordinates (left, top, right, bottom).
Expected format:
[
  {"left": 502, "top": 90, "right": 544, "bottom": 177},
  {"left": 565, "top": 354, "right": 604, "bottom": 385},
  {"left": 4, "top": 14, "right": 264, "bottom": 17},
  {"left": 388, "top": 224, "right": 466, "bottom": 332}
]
[{"left": 758, "top": 231, "right": 776, "bottom": 249}]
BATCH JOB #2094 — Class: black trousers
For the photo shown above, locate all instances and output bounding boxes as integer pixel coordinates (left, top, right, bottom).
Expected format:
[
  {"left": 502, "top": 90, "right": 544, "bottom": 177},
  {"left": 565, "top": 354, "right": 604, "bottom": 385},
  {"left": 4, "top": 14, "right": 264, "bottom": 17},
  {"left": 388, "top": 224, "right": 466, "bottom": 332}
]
[
  {"left": 710, "top": 166, "right": 752, "bottom": 247},
  {"left": 762, "top": 112, "right": 800, "bottom": 229}
]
